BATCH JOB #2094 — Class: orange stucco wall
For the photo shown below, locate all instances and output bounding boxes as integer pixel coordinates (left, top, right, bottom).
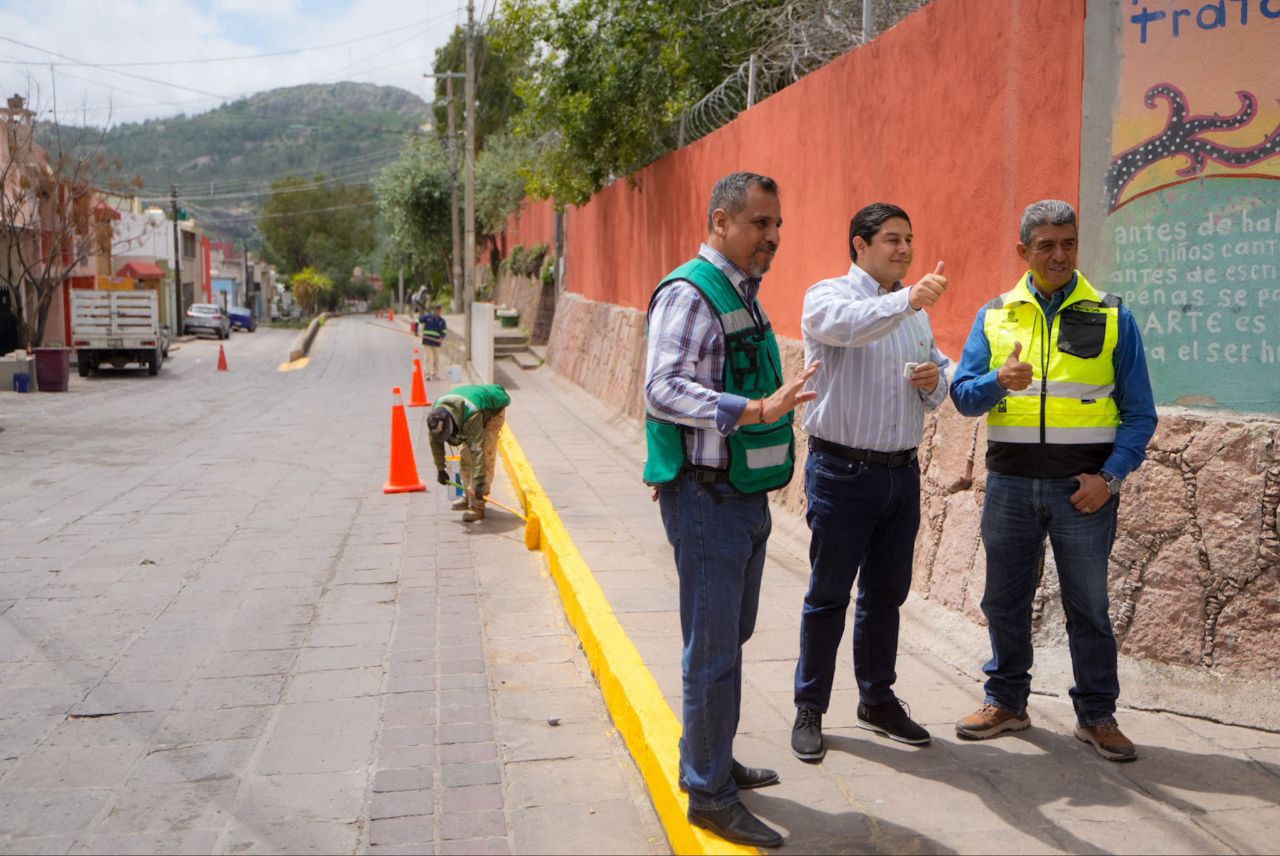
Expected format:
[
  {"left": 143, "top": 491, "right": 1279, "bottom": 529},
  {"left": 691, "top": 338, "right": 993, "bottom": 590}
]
[
  {"left": 561, "top": 0, "right": 1085, "bottom": 357},
  {"left": 502, "top": 199, "right": 556, "bottom": 251}
]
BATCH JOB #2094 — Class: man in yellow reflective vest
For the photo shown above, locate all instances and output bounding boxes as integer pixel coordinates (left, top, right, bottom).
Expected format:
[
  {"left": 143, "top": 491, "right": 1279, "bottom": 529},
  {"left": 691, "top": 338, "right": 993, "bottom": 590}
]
[{"left": 950, "top": 199, "right": 1157, "bottom": 761}]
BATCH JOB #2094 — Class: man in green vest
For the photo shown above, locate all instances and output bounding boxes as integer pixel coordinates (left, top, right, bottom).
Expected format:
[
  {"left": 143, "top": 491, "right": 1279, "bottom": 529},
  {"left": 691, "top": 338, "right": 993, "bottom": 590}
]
[
  {"left": 950, "top": 199, "right": 1157, "bottom": 761},
  {"left": 645, "top": 172, "right": 818, "bottom": 848},
  {"left": 427, "top": 383, "right": 511, "bottom": 523}
]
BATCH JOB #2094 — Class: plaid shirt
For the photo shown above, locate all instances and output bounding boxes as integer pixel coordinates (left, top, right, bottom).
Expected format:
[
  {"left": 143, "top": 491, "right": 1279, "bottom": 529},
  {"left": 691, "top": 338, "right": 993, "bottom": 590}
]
[{"left": 644, "top": 244, "right": 762, "bottom": 469}]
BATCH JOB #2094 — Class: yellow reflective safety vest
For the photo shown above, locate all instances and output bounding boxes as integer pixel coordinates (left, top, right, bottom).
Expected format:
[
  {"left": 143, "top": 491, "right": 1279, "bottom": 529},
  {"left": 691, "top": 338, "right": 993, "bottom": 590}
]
[{"left": 984, "top": 272, "right": 1122, "bottom": 478}]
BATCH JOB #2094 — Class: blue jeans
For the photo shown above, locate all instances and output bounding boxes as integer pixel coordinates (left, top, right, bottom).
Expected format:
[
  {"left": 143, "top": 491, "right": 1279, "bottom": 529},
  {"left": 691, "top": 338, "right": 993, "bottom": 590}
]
[
  {"left": 794, "top": 451, "right": 919, "bottom": 711},
  {"left": 980, "top": 473, "right": 1120, "bottom": 726},
  {"left": 658, "top": 473, "right": 770, "bottom": 811}
]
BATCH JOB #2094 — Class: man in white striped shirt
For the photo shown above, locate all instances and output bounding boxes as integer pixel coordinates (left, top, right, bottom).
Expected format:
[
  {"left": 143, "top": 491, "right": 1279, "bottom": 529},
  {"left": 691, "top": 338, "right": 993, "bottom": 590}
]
[{"left": 791, "top": 202, "right": 951, "bottom": 762}]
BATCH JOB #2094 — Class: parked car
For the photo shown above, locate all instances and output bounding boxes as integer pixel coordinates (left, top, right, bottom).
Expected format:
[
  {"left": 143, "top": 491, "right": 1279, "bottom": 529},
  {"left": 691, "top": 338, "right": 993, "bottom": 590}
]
[
  {"left": 185, "top": 303, "right": 231, "bottom": 339},
  {"left": 227, "top": 306, "right": 256, "bottom": 332}
]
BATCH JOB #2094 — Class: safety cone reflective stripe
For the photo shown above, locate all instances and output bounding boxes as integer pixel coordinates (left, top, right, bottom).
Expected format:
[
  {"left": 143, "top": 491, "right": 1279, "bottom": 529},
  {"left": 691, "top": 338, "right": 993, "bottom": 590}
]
[
  {"left": 384, "top": 386, "right": 426, "bottom": 494},
  {"left": 409, "top": 351, "right": 430, "bottom": 407},
  {"left": 217, "top": 345, "right": 229, "bottom": 372}
]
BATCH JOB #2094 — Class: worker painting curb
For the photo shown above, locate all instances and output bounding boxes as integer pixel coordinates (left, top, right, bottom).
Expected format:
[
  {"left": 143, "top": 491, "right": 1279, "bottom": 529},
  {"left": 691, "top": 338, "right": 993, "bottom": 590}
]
[{"left": 497, "top": 425, "right": 758, "bottom": 856}]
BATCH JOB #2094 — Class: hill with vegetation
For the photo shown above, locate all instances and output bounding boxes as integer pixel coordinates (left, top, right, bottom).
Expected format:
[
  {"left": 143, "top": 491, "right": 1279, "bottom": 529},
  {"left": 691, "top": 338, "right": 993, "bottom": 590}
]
[{"left": 62, "top": 82, "right": 430, "bottom": 241}]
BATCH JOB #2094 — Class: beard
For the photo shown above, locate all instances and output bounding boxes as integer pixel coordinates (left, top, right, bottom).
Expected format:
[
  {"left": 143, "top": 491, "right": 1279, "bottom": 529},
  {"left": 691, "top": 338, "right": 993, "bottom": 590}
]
[{"left": 748, "top": 245, "right": 776, "bottom": 278}]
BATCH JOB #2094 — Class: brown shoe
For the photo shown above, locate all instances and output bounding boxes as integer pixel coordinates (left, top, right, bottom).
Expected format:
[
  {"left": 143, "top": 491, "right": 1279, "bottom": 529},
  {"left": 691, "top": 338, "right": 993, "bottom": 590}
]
[
  {"left": 462, "top": 508, "right": 485, "bottom": 523},
  {"left": 955, "top": 703, "right": 1031, "bottom": 740},
  {"left": 1074, "top": 722, "right": 1137, "bottom": 761}
]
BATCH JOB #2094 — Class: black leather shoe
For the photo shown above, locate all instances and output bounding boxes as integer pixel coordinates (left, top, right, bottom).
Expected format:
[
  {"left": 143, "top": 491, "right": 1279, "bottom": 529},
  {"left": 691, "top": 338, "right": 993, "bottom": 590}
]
[
  {"left": 857, "top": 699, "right": 931, "bottom": 745},
  {"left": 791, "top": 706, "right": 825, "bottom": 762},
  {"left": 688, "top": 802, "right": 784, "bottom": 848},
  {"left": 678, "top": 760, "right": 780, "bottom": 792},
  {"left": 729, "top": 760, "right": 779, "bottom": 789}
]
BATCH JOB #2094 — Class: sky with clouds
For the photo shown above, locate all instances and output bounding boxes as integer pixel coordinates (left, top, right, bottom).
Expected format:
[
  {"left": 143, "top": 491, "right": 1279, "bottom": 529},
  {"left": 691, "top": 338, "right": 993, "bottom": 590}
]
[{"left": 0, "top": 0, "right": 479, "bottom": 126}]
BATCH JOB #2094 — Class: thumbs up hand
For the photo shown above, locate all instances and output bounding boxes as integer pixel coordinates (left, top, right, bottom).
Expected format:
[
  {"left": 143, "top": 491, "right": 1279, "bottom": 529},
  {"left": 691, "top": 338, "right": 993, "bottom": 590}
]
[
  {"left": 998, "top": 341, "right": 1034, "bottom": 391},
  {"left": 909, "top": 261, "right": 948, "bottom": 310}
]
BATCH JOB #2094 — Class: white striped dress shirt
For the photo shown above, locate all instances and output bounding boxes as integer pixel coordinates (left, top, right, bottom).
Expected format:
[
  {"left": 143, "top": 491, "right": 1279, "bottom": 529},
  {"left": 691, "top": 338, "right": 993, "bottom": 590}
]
[
  {"left": 801, "top": 263, "right": 951, "bottom": 452},
  {"left": 644, "top": 244, "right": 759, "bottom": 469}
]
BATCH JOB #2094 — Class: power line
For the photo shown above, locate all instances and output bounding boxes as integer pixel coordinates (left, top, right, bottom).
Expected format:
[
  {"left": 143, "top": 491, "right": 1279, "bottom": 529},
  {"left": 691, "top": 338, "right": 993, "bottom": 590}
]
[
  {"left": 0, "top": 36, "right": 228, "bottom": 100},
  {"left": 191, "top": 199, "right": 379, "bottom": 225},
  {"left": 0, "top": 18, "right": 442, "bottom": 68},
  {"left": 144, "top": 162, "right": 396, "bottom": 202}
]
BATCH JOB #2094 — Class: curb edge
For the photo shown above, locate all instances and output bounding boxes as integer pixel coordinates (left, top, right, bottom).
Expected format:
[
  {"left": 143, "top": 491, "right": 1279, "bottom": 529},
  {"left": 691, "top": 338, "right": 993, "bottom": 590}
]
[{"left": 497, "top": 424, "right": 758, "bottom": 856}]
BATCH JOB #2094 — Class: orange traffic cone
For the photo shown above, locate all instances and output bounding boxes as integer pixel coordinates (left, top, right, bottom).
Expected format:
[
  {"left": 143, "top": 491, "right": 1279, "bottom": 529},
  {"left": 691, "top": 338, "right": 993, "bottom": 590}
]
[
  {"left": 409, "top": 350, "right": 430, "bottom": 407},
  {"left": 389, "top": 310, "right": 395, "bottom": 322},
  {"left": 383, "top": 386, "right": 426, "bottom": 494},
  {"left": 217, "top": 345, "right": 229, "bottom": 372}
]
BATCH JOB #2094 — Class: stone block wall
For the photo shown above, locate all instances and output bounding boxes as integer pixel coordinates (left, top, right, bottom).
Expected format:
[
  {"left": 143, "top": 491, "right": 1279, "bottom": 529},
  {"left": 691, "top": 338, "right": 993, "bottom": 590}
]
[
  {"left": 545, "top": 292, "right": 648, "bottom": 419},
  {"left": 547, "top": 290, "right": 1280, "bottom": 680},
  {"left": 493, "top": 272, "right": 555, "bottom": 345}
]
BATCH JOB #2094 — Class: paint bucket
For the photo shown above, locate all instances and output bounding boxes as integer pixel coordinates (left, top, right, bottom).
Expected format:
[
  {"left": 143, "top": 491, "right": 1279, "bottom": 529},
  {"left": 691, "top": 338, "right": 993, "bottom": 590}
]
[{"left": 12, "top": 372, "right": 30, "bottom": 393}]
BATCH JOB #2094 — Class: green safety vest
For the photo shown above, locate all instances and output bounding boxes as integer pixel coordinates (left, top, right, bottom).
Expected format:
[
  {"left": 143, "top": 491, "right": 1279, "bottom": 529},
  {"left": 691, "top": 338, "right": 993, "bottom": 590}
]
[
  {"left": 643, "top": 258, "right": 795, "bottom": 494},
  {"left": 983, "top": 271, "right": 1121, "bottom": 476},
  {"left": 446, "top": 383, "right": 511, "bottom": 416}
]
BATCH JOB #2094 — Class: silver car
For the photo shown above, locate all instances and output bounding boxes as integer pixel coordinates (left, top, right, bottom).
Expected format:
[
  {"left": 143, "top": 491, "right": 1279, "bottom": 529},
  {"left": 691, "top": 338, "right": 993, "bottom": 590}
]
[{"left": 185, "top": 303, "right": 231, "bottom": 339}]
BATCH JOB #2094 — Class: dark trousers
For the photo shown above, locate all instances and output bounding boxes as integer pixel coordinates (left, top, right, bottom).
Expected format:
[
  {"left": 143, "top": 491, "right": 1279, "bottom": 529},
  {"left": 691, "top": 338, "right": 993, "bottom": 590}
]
[
  {"left": 980, "top": 473, "right": 1120, "bottom": 725},
  {"left": 658, "top": 474, "right": 770, "bottom": 810},
  {"left": 794, "top": 450, "right": 920, "bottom": 711}
]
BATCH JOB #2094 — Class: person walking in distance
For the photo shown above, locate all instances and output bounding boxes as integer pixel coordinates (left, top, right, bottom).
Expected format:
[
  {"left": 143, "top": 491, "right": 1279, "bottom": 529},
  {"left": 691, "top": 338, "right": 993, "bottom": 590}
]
[{"left": 418, "top": 303, "right": 447, "bottom": 379}]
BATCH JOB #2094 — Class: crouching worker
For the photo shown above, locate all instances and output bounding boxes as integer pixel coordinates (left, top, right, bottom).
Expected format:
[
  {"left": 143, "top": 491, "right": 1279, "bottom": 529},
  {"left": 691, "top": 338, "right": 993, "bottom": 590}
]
[{"left": 427, "top": 383, "right": 511, "bottom": 522}]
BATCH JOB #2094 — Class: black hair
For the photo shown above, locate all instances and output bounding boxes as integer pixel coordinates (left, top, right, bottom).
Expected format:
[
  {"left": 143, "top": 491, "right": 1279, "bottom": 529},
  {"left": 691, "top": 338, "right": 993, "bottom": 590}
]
[
  {"left": 849, "top": 202, "right": 912, "bottom": 262},
  {"left": 707, "top": 172, "right": 780, "bottom": 231}
]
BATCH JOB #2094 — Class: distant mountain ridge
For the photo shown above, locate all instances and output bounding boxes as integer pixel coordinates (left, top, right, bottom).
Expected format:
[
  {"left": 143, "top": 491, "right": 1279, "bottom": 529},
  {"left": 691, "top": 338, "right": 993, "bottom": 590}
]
[{"left": 84, "top": 82, "right": 429, "bottom": 241}]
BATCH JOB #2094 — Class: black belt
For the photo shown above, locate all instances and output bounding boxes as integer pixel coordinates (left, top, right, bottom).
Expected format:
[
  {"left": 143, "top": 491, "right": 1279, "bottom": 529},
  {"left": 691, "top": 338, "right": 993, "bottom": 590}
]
[
  {"left": 810, "top": 437, "right": 917, "bottom": 468},
  {"left": 687, "top": 467, "right": 731, "bottom": 485}
]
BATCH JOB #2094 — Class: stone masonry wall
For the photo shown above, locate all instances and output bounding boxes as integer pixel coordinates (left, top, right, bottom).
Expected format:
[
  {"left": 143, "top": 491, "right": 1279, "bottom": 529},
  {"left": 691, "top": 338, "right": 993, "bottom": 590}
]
[{"left": 548, "top": 291, "right": 1280, "bottom": 680}]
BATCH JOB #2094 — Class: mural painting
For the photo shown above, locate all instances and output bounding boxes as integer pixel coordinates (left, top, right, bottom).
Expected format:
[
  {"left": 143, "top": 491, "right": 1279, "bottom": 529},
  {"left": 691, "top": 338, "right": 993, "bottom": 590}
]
[{"left": 1099, "top": 1, "right": 1280, "bottom": 411}]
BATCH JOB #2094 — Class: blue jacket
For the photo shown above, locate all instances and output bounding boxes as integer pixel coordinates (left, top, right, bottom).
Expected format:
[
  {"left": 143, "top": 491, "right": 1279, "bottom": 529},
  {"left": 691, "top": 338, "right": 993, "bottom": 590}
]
[{"left": 950, "top": 274, "right": 1157, "bottom": 480}]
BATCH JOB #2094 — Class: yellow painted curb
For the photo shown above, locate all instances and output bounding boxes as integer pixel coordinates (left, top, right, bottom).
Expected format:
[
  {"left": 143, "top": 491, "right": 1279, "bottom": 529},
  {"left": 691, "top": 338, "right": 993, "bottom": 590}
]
[{"left": 498, "top": 424, "right": 758, "bottom": 856}]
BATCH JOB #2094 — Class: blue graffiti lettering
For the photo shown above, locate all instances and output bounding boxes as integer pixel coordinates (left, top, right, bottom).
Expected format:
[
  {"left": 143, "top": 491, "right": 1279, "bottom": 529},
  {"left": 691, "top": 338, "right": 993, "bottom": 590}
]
[{"left": 1129, "top": 0, "right": 1279, "bottom": 41}]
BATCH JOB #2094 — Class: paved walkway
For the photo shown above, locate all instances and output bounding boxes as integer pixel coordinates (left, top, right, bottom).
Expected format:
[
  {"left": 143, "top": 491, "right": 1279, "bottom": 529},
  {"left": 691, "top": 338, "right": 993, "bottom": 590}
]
[
  {"left": 0, "top": 318, "right": 662, "bottom": 855},
  {"left": 494, "top": 358, "right": 1280, "bottom": 854}
]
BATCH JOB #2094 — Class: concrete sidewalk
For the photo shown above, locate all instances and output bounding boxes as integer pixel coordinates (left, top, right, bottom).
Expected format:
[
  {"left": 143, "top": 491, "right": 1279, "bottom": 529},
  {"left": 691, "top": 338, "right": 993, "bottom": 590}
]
[{"left": 494, "top": 359, "right": 1280, "bottom": 854}]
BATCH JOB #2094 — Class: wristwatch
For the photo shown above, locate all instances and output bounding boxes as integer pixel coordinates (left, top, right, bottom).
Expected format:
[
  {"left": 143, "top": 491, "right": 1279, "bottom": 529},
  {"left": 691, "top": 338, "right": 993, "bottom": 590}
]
[{"left": 1100, "top": 472, "right": 1122, "bottom": 496}]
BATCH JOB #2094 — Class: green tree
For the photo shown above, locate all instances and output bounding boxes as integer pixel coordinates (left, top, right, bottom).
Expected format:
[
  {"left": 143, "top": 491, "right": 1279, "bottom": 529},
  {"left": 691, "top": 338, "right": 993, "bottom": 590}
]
[
  {"left": 495, "top": 0, "right": 761, "bottom": 204},
  {"left": 289, "top": 266, "right": 333, "bottom": 316},
  {"left": 258, "top": 176, "right": 377, "bottom": 291},
  {"left": 374, "top": 137, "right": 453, "bottom": 301},
  {"left": 476, "top": 132, "right": 535, "bottom": 235},
  {"left": 431, "top": 26, "right": 529, "bottom": 153}
]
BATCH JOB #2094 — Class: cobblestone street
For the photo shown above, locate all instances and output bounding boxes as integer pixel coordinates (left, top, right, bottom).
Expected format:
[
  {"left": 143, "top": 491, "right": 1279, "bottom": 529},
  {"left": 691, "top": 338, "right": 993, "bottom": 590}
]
[{"left": 0, "top": 321, "right": 663, "bottom": 854}]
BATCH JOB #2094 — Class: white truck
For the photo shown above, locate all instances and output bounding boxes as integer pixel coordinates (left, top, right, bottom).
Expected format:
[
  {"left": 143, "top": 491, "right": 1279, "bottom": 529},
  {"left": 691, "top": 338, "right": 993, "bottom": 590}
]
[{"left": 71, "top": 289, "right": 169, "bottom": 377}]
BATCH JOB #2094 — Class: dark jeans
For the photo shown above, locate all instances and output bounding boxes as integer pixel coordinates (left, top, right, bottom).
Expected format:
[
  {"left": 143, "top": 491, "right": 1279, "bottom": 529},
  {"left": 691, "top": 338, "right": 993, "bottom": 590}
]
[
  {"left": 794, "top": 451, "right": 919, "bottom": 712},
  {"left": 980, "top": 472, "right": 1120, "bottom": 726},
  {"left": 658, "top": 473, "right": 770, "bottom": 811}
]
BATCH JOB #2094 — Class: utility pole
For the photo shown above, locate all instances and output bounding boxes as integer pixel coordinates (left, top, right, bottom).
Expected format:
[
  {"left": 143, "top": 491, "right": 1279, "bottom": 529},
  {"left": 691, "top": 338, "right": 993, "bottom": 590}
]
[
  {"left": 447, "top": 74, "right": 462, "bottom": 315},
  {"left": 863, "top": 0, "right": 875, "bottom": 43},
  {"left": 170, "top": 185, "right": 183, "bottom": 331},
  {"left": 464, "top": 0, "right": 477, "bottom": 335},
  {"left": 422, "top": 70, "right": 467, "bottom": 315}
]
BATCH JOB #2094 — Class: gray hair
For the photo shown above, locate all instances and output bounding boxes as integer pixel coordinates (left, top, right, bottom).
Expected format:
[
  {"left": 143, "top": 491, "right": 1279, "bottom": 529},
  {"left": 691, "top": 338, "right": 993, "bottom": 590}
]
[
  {"left": 707, "top": 172, "right": 779, "bottom": 231},
  {"left": 1020, "top": 199, "right": 1077, "bottom": 245}
]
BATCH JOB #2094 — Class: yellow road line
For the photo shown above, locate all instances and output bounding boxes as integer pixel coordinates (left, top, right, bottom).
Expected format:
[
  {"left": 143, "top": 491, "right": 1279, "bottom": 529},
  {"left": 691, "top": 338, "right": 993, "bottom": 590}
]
[
  {"left": 498, "top": 424, "right": 758, "bottom": 856},
  {"left": 277, "top": 357, "right": 310, "bottom": 372}
]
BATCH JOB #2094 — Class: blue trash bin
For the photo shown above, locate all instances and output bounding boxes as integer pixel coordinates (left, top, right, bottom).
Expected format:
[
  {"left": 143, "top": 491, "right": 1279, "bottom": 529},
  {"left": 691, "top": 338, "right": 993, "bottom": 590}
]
[{"left": 13, "top": 372, "right": 30, "bottom": 393}]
